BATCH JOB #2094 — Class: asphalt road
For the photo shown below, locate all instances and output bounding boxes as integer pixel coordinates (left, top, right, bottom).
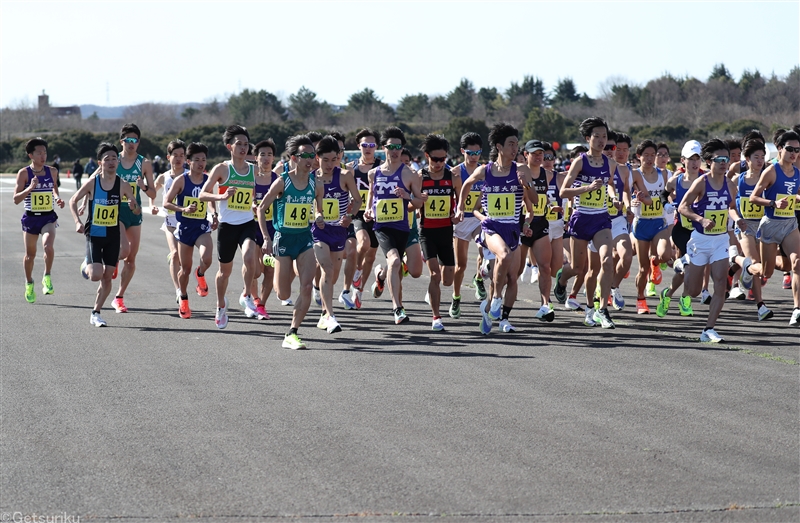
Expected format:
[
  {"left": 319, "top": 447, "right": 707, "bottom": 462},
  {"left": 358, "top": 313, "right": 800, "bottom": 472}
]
[{"left": 1, "top": 178, "right": 798, "bottom": 522}]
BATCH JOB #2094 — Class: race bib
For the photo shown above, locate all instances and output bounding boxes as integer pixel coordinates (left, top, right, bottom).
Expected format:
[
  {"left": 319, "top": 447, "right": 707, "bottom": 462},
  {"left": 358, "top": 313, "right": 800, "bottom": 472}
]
[
  {"left": 704, "top": 209, "right": 727, "bottom": 235},
  {"left": 93, "top": 203, "right": 118, "bottom": 227},
  {"left": 121, "top": 181, "right": 138, "bottom": 203},
  {"left": 680, "top": 214, "right": 693, "bottom": 229},
  {"left": 359, "top": 189, "right": 369, "bottom": 209},
  {"left": 464, "top": 191, "right": 480, "bottom": 212},
  {"left": 579, "top": 183, "right": 606, "bottom": 209},
  {"left": 739, "top": 196, "right": 763, "bottom": 220},
  {"left": 424, "top": 195, "right": 451, "bottom": 219},
  {"left": 182, "top": 197, "right": 207, "bottom": 220},
  {"left": 532, "top": 193, "right": 547, "bottom": 217},
  {"left": 607, "top": 193, "right": 618, "bottom": 216},
  {"left": 322, "top": 198, "right": 339, "bottom": 222},
  {"left": 283, "top": 203, "right": 311, "bottom": 228},
  {"left": 487, "top": 193, "right": 514, "bottom": 218},
  {"left": 376, "top": 198, "right": 403, "bottom": 223},
  {"left": 227, "top": 188, "right": 252, "bottom": 212},
  {"left": 641, "top": 199, "right": 663, "bottom": 218},
  {"left": 775, "top": 193, "right": 796, "bottom": 218},
  {"left": 30, "top": 192, "right": 52, "bottom": 212}
]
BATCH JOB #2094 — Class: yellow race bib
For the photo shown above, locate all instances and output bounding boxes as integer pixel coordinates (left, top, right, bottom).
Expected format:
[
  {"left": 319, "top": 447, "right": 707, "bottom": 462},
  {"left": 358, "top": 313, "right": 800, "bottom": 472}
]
[
  {"left": 359, "top": 189, "right": 369, "bottom": 208},
  {"left": 487, "top": 193, "right": 515, "bottom": 218},
  {"left": 122, "top": 181, "right": 138, "bottom": 203},
  {"left": 641, "top": 199, "right": 663, "bottom": 218},
  {"left": 30, "top": 192, "right": 52, "bottom": 212},
  {"left": 376, "top": 198, "right": 403, "bottom": 223},
  {"left": 424, "top": 195, "right": 451, "bottom": 219},
  {"left": 739, "top": 196, "right": 763, "bottom": 220},
  {"left": 93, "top": 203, "right": 118, "bottom": 227},
  {"left": 464, "top": 191, "right": 480, "bottom": 212},
  {"left": 322, "top": 198, "right": 339, "bottom": 222},
  {"left": 182, "top": 197, "right": 207, "bottom": 220},
  {"left": 579, "top": 183, "right": 606, "bottom": 209},
  {"left": 227, "top": 188, "right": 252, "bottom": 212},
  {"left": 283, "top": 203, "right": 311, "bottom": 228},
  {"left": 681, "top": 214, "right": 693, "bottom": 229},
  {"left": 532, "top": 193, "right": 547, "bottom": 217},
  {"left": 775, "top": 193, "right": 796, "bottom": 218},
  {"left": 704, "top": 210, "right": 727, "bottom": 235}
]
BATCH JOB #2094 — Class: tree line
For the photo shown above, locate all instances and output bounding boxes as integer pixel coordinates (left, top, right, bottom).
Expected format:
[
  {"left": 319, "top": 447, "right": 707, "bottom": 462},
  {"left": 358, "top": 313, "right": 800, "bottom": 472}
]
[{"left": 1, "top": 63, "right": 797, "bottom": 171}]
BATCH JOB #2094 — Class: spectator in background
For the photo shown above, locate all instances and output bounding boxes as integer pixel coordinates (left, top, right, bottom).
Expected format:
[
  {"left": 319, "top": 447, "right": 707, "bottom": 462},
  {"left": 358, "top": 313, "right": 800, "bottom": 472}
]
[
  {"left": 72, "top": 158, "right": 84, "bottom": 189},
  {"left": 51, "top": 155, "right": 61, "bottom": 187},
  {"left": 85, "top": 156, "right": 98, "bottom": 176},
  {"left": 411, "top": 155, "right": 422, "bottom": 171},
  {"left": 152, "top": 155, "right": 164, "bottom": 176}
]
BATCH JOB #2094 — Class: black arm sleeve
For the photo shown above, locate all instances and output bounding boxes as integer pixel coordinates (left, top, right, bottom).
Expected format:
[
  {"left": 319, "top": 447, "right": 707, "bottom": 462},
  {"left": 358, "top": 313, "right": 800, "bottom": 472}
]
[{"left": 660, "top": 188, "right": 672, "bottom": 206}]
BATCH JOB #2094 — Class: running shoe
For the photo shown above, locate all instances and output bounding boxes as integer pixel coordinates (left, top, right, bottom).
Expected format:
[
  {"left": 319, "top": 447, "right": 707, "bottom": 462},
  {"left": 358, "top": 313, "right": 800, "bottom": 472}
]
[
  {"left": 317, "top": 313, "right": 328, "bottom": 330},
  {"left": 255, "top": 304, "right": 270, "bottom": 320},
  {"left": 656, "top": 288, "right": 671, "bottom": 318},
  {"left": 499, "top": 319, "right": 516, "bottom": 333},
  {"left": 650, "top": 259, "right": 662, "bottom": 285},
  {"left": 25, "top": 282, "right": 35, "bottom": 303},
  {"left": 611, "top": 287, "right": 625, "bottom": 311},
  {"left": 489, "top": 297, "right": 503, "bottom": 320},
  {"left": 790, "top": 308, "right": 800, "bottom": 327},
  {"left": 747, "top": 289, "right": 755, "bottom": 301},
  {"left": 112, "top": 263, "right": 118, "bottom": 280},
  {"left": 282, "top": 333, "right": 306, "bottom": 350},
  {"left": 195, "top": 268, "right": 208, "bottom": 297},
  {"left": 728, "top": 286, "right": 746, "bottom": 300},
  {"left": 89, "top": 312, "right": 107, "bottom": 327},
  {"left": 593, "top": 308, "right": 616, "bottom": 329},
  {"left": 565, "top": 296, "right": 581, "bottom": 311},
  {"left": 673, "top": 256, "right": 684, "bottom": 275},
  {"left": 215, "top": 298, "right": 228, "bottom": 329},
  {"left": 112, "top": 296, "right": 128, "bottom": 313},
  {"left": 326, "top": 315, "right": 342, "bottom": 334},
  {"left": 280, "top": 298, "right": 293, "bottom": 306},
  {"left": 520, "top": 263, "right": 532, "bottom": 283},
  {"left": 636, "top": 298, "right": 650, "bottom": 315},
  {"left": 402, "top": 262, "right": 409, "bottom": 277},
  {"left": 313, "top": 286, "right": 322, "bottom": 307},
  {"left": 679, "top": 295, "right": 694, "bottom": 316},
  {"left": 175, "top": 289, "right": 181, "bottom": 304},
  {"left": 479, "top": 300, "right": 492, "bottom": 334},
  {"left": 394, "top": 307, "right": 409, "bottom": 324},
  {"left": 530, "top": 265, "right": 539, "bottom": 283},
  {"left": 645, "top": 282, "right": 658, "bottom": 297},
  {"left": 534, "top": 304, "right": 555, "bottom": 322},
  {"left": 262, "top": 254, "right": 275, "bottom": 267},
  {"left": 449, "top": 296, "right": 461, "bottom": 319},
  {"left": 660, "top": 262, "right": 668, "bottom": 271},
  {"left": 372, "top": 265, "right": 385, "bottom": 298},
  {"left": 338, "top": 290, "right": 356, "bottom": 310},
  {"left": 240, "top": 293, "right": 258, "bottom": 318},
  {"left": 352, "top": 269, "right": 363, "bottom": 290},
  {"left": 480, "top": 259, "right": 491, "bottom": 279},
  {"left": 757, "top": 304, "right": 773, "bottom": 321},
  {"left": 42, "top": 274, "right": 53, "bottom": 295},
  {"left": 699, "top": 328, "right": 724, "bottom": 343},
  {"left": 553, "top": 269, "right": 567, "bottom": 304},
  {"left": 700, "top": 289, "right": 712, "bottom": 305},
  {"left": 424, "top": 291, "right": 431, "bottom": 305},
  {"left": 353, "top": 289, "right": 362, "bottom": 309},
  {"left": 473, "top": 275, "right": 487, "bottom": 301},
  {"left": 783, "top": 273, "right": 791, "bottom": 289},
  {"left": 583, "top": 308, "right": 597, "bottom": 327},
  {"left": 80, "top": 259, "right": 89, "bottom": 280},
  {"left": 432, "top": 317, "right": 445, "bottom": 331},
  {"left": 739, "top": 257, "right": 754, "bottom": 290},
  {"left": 179, "top": 298, "right": 191, "bottom": 319}
]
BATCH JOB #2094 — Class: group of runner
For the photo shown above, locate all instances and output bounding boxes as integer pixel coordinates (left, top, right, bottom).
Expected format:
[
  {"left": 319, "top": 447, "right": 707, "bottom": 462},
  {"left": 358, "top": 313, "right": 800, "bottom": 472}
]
[{"left": 14, "top": 119, "right": 800, "bottom": 348}]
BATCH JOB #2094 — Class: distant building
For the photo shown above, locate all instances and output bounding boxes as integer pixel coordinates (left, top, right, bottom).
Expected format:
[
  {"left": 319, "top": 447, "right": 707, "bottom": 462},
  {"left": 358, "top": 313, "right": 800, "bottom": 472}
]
[{"left": 38, "top": 91, "right": 81, "bottom": 118}]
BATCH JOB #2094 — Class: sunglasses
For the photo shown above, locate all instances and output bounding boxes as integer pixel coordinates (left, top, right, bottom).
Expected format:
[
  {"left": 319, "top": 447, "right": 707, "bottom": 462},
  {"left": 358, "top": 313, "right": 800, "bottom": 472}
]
[
  {"left": 122, "top": 137, "right": 139, "bottom": 144},
  {"left": 295, "top": 152, "right": 316, "bottom": 159},
  {"left": 384, "top": 144, "right": 403, "bottom": 151},
  {"left": 429, "top": 156, "right": 447, "bottom": 163},
  {"left": 604, "top": 144, "right": 616, "bottom": 151},
  {"left": 464, "top": 149, "right": 482, "bottom": 156},
  {"left": 360, "top": 142, "right": 376, "bottom": 149},
  {"left": 711, "top": 156, "right": 730, "bottom": 164},
  {"left": 783, "top": 145, "right": 800, "bottom": 153},
  {"left": 543, "top": 154, "right": 555, "bottom": 161}
]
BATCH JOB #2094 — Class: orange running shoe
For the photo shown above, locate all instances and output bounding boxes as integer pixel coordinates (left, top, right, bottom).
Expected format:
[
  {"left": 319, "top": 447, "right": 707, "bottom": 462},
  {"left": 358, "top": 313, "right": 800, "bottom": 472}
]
[
  {"left": 112, "top": 263, "right": 119, "bottom": 279},
  {"left": 650, "top": 258, "right": 662, "bottom": 285},
  {"left": 637, "top": 298, "right": 650, "bottom": 315},
  {"left": 112, "top": 296, "right": 127, "bottom": 313},
  {"left": 195, "top": 267, "right": 208, "bottom": 297},
  {"left": 179, "top": 298, "right": 191, "bottom": 319}
]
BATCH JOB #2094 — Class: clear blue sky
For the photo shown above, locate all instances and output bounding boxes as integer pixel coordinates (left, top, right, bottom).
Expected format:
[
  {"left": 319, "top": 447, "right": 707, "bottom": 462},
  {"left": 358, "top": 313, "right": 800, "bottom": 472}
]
[{"left": 2, "top": 0, "right": 798, "bottom": 109}]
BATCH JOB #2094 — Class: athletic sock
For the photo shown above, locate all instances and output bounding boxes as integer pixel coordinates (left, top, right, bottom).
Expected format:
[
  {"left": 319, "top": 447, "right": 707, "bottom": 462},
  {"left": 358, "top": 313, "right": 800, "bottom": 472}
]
[
  {"left": 502, "top": 305, "right": 512, "bottom": 320},
  {"left": 288, "top": 327, "right": 298, "bottom": 336},
  {"left": 181, "top": 295, "right": 188, "bottom": 300}
]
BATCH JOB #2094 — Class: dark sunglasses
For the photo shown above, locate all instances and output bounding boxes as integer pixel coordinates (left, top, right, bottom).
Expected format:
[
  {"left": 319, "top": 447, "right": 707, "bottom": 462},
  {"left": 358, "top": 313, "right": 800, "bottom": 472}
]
[
  {"left": 384, "top": 144, "right": 403, "bottom": 151},
  {"left": 464, "top": 149, "right": 482, "bottom": 156},
  {"left": 122, "top": 137, "right": 139, "bottom": 144},
  {"left": 711, "top": 156, "right": 730, "bottom": 164},
  {"left": 543, "top": 154, "right": 555, "bottom": 161},
  {"left": 295, "top": 152, "right": 315, "bottom": 159},
  {"left": 429, "top": 156, "right": 447, "bottom": 163},
  {"left": 783, "top": 145, "right": 800, "bottom": 153},
  {"left": 359, "top": 142, "right": 376, "bottom": 149},
  {"left": 604, "top": 144, "right": 616, "bottom": 151}
]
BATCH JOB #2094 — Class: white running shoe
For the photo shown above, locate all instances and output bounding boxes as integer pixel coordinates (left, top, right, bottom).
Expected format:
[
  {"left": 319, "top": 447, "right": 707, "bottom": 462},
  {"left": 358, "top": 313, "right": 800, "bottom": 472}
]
[
  {"left": 740, "top": 257, "right": 754, "bottom": 290},
  {"left": 480, "top": 258, "right": 491, "bottom": 279},
  {"left": 326, "top": 315, "right": 342, "bottom": 334},
  {"left": 89, "top": 312, "right": 107, "bottom": 327},
  {"left": 499, "top": 319, "right": 516, "bottom": 332},
  {"left": 531, "top": 265, "right": 539, "bottom": 283},
  {"left": 215, "top": 298, "right": 229, "bottom": 329},
  {"left": 431, "top": 317, "right": 444, "bottom": 331},
  {"left": 700, "top": 289, "right": 712, "bottom": 305},
  {"left": 584, "top": 308, "right": 597, "bottom": 327},
  {"left": 352, "top": 269, "right": 363, "bottom": 289},
  {"left": 534, "top": 304, "right": 555, "bottom": 322},
  {"left": 611, "top": 287, "right": 625, "bottom": 310},
  {"left": 790, "top": 308, "right": 800, "bottom": 327},
  {"left": 520, "top": 263, "right": 532, "bottom": 283},
  {"left": 317, "top": 313, "right": 328, "bottom": 330},
  {"left": 728, "top": 286, "right": 747, "bottom": 300},
  {"left": 757, "top": 304, "right": 773, "bottom": 321},
  {"left": 338, "top": 290, "right": 356, "bottom": 310},
  {"left": 565, "top": 296, "right": 582, "bottom": 310},
  {"left": 280, "top": 298, "right": 294, "bottom": 306},
  {"left": 313, "top": 286, "right": 321, "bottom": 306},
  {"left": 699, "top": 328, "right": 724, "bottom": 343},
  {"left": 240, "top": 293, "right": 258, "bottom": 318},
  {"left": 424, "top": 291, "right": 431, "bottom": 305},
  {"left": 489, "top": 297, "right": 502, "bottom": 320}
]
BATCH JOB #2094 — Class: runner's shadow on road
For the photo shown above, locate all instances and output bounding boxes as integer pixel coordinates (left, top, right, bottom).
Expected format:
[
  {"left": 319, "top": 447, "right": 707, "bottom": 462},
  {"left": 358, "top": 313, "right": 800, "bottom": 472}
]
[{"left": 316, "top": 343, "right": 535, "bottom": 359}]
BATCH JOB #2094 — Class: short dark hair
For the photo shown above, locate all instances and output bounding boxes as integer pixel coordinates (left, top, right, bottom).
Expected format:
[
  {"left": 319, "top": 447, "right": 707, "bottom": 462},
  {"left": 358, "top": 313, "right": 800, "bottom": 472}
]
[
  {"left": 636, "top": 139, "right": 658, "bottom": 157},
  {"left": 285, "top": 135, "right": 314, "bottom": 157},
  {"left": 724, "top": 139, "right": 741, "bottom": 152},
  {"left": 488, "top": 122, "right": 519, "bottom": 161},
  {"left": 421, "top": 133, "right": 449, "bottom": 154},
  {"left": 772, "top": 128, "right": 787, "bottom": 146},
  {"left": 254, "top": 139, "right": 276, "bottom": 156},
  {"left": 119, "top": 123, "right": 141, "bottom": 139},
  {"left": 776, "top": 130, "right": 800, "bottom": 148},
  {"left": 701, "top": 138, "right": 729, "bottom": 163},
  {"left": 742, "top": 139, "right": 766, "bottom": 159},
  {"left": 380, "top": 126, "right": 406, "bottom": 147},
  {"left": 606, "top": 129, "right": 618, "bottom": 143},
  {"left": 356, "top": 128, "right": 377, "bottom": 142},
  {"left": 186, "top": 142, "right": 208, "bottom": 158},
  {"left": 25, "top": 137, "right": 47, "bottom": 154},
  {"left": 656, "top": 142, "right": 670, "bottom": 154},
  {"left": 306, "top": 131, "right": 324, "bottom": 144},
  {"left": 223, "top": 124, "right": 249, "bottom": 145},
  {"left": 401, "top": 148, "right": 412, "bottom": 161},
  {"left": 96, "top": 142, "right": 119, "bottom": 159},
  {"left": 315, "top": 135, "right": 341, "bottom": 156},
  {"left": 570, "top": 145, "right": 588, "bottom": 159},
  {"left": 167, "top": 139, "right": 186, "bottom": 155},
  {"left": 541, "top": 141, "right": 554, "bottom": 155},
  {"left": 329, "top": 131, "right": 346, "bottom": 144},
  {"left": 460, "top": 132, "right": 483, "bottom": 149},
  {"left": 615, "top": 132, "right": 632, "bottom": 147},
  {"left": 742, "top": 129, "right": 765, "bottom": 146},
  {"left": 578, "top": 117, "right": 608, "bottom": 140}
]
